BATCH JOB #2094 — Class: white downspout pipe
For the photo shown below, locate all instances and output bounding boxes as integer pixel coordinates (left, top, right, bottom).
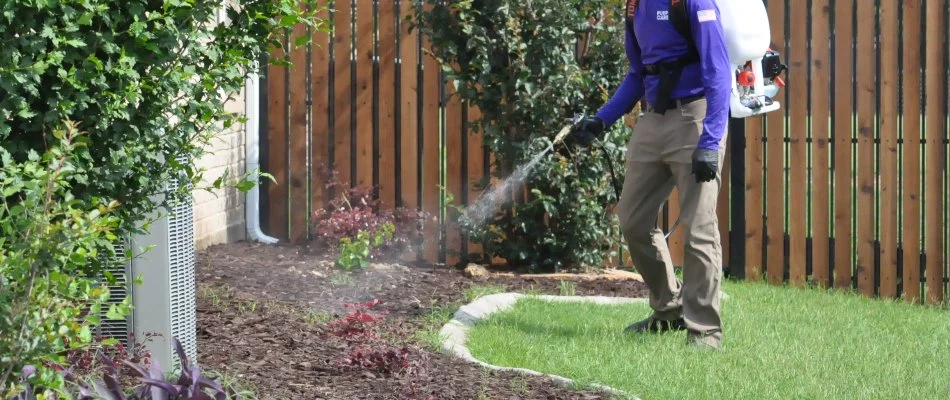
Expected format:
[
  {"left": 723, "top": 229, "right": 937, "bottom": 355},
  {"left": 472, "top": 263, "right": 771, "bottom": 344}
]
[{"left": 245, "top": 72, "right": 279, "bottom": 244}]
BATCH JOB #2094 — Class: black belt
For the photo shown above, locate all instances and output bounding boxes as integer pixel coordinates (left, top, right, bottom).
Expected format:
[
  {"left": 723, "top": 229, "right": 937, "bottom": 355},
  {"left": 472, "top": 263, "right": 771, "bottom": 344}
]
[
  {"left": 644, "top": 94, "right": 704, "bottom": 113},
  {"left": 642, "top": 54, "right": 701, "bottom": 114},
  {"left": 643, "top": 55, "right": 699, "bottom": 76}
]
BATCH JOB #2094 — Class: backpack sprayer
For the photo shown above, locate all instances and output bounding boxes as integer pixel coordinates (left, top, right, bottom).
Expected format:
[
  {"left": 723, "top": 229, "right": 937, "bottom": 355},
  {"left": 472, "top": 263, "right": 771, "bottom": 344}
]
[{"left": 552, "top": 0, "right": 786, "bottom": 239}]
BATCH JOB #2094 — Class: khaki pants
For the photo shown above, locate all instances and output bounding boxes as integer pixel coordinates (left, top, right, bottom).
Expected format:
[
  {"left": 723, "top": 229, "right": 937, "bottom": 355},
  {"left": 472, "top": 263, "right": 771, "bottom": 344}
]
[{"left": 617, "top": 98, "right": 725, "bottom": 343}]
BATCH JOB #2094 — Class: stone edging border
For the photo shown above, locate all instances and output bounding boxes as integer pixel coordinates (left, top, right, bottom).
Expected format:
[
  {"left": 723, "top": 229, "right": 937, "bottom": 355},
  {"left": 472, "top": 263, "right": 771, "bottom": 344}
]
[{"left": 437, "top": 293, "right": 647, "bottom": 399}]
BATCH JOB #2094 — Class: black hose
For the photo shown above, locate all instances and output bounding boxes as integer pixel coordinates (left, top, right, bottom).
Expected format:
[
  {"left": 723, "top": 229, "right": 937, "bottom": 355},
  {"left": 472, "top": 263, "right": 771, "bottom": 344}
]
[
  {"left": 594, "top": 139, "right": 623, "bottom": 202},
  {"left": 592, "top": 137, "right": 681, "bottom": 239}
]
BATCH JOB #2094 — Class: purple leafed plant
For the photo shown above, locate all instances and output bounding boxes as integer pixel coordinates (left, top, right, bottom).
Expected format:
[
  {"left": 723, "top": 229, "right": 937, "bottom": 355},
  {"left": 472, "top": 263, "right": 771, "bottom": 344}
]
[
  {"left": 63, "top": 338, "right": 235, "bottom": 400},
  {"left": 62, "top": 333, "right": 157, "bottom": 383}
]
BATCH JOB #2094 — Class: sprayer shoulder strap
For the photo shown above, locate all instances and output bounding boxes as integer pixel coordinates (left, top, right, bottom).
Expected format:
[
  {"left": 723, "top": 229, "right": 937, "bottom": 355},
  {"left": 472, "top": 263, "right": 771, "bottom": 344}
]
[
  {"left": 626, "top": 0, "right": 694, "bottom": 50},
  {"left": 669, "top": 0, "right": 693, "bottom": 45}
]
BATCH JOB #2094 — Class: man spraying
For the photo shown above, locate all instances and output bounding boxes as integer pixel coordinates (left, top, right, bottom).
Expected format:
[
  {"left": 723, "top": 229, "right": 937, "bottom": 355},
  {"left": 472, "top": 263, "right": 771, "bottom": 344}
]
[{"left": 568, "top": 0, "right": 732, "bottom": 350}]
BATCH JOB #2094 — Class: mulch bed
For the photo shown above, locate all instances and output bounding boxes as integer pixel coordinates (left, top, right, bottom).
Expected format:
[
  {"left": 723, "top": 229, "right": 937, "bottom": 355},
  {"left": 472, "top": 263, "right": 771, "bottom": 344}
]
[{"left": 195, "top": 241, "right": 650, "bottom": 399}]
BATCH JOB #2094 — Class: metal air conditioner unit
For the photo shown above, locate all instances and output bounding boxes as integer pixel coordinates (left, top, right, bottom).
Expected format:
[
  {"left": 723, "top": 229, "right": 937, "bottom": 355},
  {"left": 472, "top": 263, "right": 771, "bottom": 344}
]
[{"left": 93, "top": 177, "right": 197, "bottom": 371}]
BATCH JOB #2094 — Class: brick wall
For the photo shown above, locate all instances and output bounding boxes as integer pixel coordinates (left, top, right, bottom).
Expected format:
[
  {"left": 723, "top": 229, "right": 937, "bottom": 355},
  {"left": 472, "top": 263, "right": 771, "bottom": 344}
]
[{"left": 192, "top": 88, "right": 247, "bottom": 250}]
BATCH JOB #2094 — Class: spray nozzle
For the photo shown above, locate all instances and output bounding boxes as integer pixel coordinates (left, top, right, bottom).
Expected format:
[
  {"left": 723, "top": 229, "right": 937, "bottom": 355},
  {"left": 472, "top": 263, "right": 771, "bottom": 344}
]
[
  {"left": 571, "top": 113, "right": 586, "bottom": 125},
  {"left": 553, "top": 113, "right": 585, "bottom": 146},
  {"left": 561, "top": 113, "right": 586, "bottom": 129}
]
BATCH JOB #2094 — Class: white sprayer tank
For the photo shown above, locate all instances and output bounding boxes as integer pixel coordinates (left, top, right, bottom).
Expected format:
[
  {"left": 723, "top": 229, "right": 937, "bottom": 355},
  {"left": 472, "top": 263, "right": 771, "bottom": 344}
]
[
  {"left": 716, "top": 0, "right": 772, "bottom": 64},
  {"left": 713, "top": 0, "right": 781, "bottom": 118}
]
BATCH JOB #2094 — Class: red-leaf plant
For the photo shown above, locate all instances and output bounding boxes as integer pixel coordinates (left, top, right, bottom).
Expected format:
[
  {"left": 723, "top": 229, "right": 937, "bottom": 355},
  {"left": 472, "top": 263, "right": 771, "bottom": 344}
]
[
  {"left": 323, "top": 299, "right": 426, "bottom": 378},
  {"left": 325, "top": 299, "right": 383, "bottom": 344},
  {"left": 311, "top": 164, "right": 427, "bottom": 260}
]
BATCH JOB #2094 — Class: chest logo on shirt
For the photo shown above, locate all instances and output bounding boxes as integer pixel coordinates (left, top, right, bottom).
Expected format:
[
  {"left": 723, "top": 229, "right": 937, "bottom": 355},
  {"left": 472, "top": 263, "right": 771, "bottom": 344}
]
[{"left": 656, "top": 10, "right": 669, "bottom": 20}]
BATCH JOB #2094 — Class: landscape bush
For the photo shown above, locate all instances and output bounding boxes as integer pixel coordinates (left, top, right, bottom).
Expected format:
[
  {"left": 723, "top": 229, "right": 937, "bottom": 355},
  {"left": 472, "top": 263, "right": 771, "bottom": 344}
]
[
  {"left": 1, "top": 0, "right": 325, "bottom": 241},
  {"left": 57, "top": 337, "right": 239, "bottom": 399},
  {"left": 61, "top": 333, "right": 158, "bottom": 386},
  {"left": 0, "top": 121, "right": 131, "bottom": 398},
  {"left": 409, "top": 0, "right": 635, "bottom": 272},
  {"left": 1, "top": 128, "right": 243, "bottom": 400},
  {"left": 311, "top": 165, "right": 427, "bottom": 269},
  {"left": 1, "top": 0, "right": 326, "bottom": 396},
  {"left": 324, "top": 299, "right": 430, "bottom": 398}
]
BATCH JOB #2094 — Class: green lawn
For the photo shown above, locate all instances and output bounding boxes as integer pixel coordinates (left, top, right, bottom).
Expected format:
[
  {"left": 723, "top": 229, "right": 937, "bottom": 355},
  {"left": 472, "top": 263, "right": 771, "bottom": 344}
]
[{"left": 465, "top": 281, "right": 950, "bottom": 399}]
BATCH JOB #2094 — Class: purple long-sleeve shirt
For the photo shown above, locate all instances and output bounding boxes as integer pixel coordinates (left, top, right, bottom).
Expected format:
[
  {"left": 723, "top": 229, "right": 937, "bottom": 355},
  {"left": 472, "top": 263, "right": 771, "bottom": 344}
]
[{"left": 595, "top": 0, "right": 732, "bottom": 151}]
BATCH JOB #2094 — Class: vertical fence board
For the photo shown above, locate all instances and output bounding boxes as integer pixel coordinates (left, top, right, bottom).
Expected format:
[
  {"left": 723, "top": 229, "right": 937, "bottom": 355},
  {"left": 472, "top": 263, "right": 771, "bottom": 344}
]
[
  {"left": 311, "top": 5, "right": 331, "bottom": 219},
  {"left": 745, "top": 116, "right": 765, "bottom": 280},
  {"left": 787, "top": 0, "right": 808, "bottom": 287},
  {"left": 378, "top": 0, "right": 397, "bottom": 208},
  {"left": 488, "top": 151, "right": 506, "bottom": 266},
  {"left": 467, "top": 105, "right": 485, "bottom": 259},
  {"left": 811, "top": 0, "right": 831, "bottom": 288},
  {"left": 878, "top": 0, "right": 900, "bottom": 298},
  {"left": 288, "top": 20, "right": 310, "bottom": 243},
  {"left": 355, "top": 1, "right": 374, "bottom": 189},
  {"left": 421, "top": 8, "right": 442, "bottom": 263},
  {"left": 266, "top": 34, "right": 289, "bottom": 238},
  {"left": 332, "top": 0, "right": 353, "bottom": 191},
  {"left": 764, "top": 0, "right": 785, "bottom": 285},
  {"left": 445, "top": 86, "right": 463, "bottom": 266},
  {"left": 924, "top": 0, "right": 945, "bottom": 304},
  {"left": 902, "top": 0, "right": 923, "bottom": 302},
  {"left": 718, "top": 145, "right": 731, "bottom": 268},
  {"left": 855, "top": 0, "right": 876, "bottom": 296},
  {"left": 832, "top": 0, "right": 854, "bottom": 289},
  {"left": 398, "top": 0, "right": 420, "bottom": 260},
  {"left": 944, "top": 0, "right": 950, "bottom": 301}
]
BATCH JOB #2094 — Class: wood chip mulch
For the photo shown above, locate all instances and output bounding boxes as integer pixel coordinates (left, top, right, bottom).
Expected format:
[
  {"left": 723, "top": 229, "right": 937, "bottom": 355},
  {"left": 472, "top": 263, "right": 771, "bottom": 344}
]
[{"left": 194, "top": 242, "right": 650, "bottom": 399}]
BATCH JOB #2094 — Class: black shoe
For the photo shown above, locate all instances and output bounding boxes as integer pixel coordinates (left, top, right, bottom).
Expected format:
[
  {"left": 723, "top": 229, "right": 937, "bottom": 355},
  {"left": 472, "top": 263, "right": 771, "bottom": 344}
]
[
  {"left": 623, "top": 315, "right": 686, "bottom": 333},
  {"left": 687, "top": 331, "right": 722, "bottom": 350}
]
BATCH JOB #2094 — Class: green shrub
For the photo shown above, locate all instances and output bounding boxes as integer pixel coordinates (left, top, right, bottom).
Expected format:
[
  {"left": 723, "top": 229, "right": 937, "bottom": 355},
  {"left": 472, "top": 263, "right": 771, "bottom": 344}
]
[
  {"left": 336, "top": 223, "right": 396, "bottom": 271},
  {"left": 0, "top": 0, "right": 328, "bottom": 396},
  {"left": 409, "top": 0, "right": 634, "bottom": 271},
  {"left": 0, "top": 0, "right": 326, "bottom": 239},
  {"left": 0, "top": 121, "right": 130, "bottom": 398},
  {"left": 311, "top": 165, "right": 427, "bottom": 269}
]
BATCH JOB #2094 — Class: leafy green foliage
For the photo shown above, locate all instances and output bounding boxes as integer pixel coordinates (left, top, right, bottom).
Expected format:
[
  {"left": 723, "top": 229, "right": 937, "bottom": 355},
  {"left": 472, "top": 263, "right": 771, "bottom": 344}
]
[
  {"left": 0, "top": 0, "right": 327, "bottom": 239},
  {"left": 62, "top": 333, "right": 157, "bottom": 386},
  {"left": 409, "top": 0, "right": 636, "bottom": 271},
  {"left": 337, "top": 223, "right": 396, "bottom": 271},
  {"left": 1, "top": 1, "right": 327, "bottom": 396},
  {"left": 0, "top": 121, "right": 129, "bottom": 398},
  {"left": 311, "top": 165, "right": 427, "bottom": 270}
]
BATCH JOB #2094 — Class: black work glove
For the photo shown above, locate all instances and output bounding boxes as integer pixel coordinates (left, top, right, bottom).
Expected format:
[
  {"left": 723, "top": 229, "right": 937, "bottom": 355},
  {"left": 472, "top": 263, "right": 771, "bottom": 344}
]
[
  {"left": 565, "top": 116, "right": 605, "bottom": 148},
  {"left": 691, "top": 147, "right": 719, "bottom": 183}
]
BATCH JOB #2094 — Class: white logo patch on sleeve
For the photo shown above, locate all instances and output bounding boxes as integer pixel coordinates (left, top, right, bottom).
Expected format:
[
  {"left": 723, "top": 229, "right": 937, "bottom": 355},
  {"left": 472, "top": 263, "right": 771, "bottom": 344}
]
[{"left": 697, "top": 9, "right": 717, "bottom": 22}]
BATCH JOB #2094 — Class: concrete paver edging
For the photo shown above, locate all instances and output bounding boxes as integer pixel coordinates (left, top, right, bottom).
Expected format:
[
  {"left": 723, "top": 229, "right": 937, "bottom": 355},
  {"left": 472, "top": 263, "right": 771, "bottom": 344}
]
[{"left": 437, "top": 293, "right": 647, "bottom": 399}]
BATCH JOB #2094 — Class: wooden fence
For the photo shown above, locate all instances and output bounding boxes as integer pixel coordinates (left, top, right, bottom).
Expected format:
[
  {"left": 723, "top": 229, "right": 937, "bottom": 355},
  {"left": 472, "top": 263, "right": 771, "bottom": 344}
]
[{"left": 259, "top": 0, "right": 950, "bottom": 304}]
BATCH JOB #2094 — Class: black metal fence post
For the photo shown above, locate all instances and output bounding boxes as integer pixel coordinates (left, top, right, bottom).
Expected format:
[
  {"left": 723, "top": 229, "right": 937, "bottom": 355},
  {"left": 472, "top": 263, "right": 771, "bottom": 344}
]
[{"left": 728, "top": 116, "right": 746, "bottom": 279}]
